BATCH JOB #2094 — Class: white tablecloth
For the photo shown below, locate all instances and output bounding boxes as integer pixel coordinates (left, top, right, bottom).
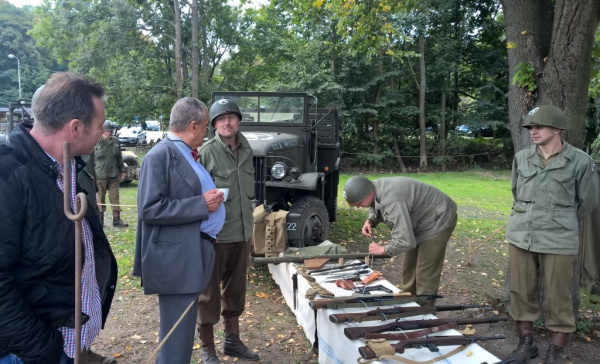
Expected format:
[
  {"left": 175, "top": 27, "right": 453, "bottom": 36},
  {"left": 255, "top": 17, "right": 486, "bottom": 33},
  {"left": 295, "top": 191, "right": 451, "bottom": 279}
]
[{"left": 268, "top": 261, "right": 501, "bottom": 364}]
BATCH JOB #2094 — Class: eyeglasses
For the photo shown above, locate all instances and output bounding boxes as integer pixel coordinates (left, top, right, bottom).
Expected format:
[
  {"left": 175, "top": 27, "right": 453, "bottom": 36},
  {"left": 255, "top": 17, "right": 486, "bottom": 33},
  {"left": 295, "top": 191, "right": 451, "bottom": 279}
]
[{"left": 215, "top": 113, "right": 239, "bottom": 123}]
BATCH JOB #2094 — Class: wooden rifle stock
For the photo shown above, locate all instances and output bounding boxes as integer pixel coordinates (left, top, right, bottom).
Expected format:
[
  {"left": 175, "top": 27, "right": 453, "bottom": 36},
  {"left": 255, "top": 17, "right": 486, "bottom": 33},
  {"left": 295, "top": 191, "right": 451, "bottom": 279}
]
[
  {"left": 329, "top": 304, "right": 481, "bottom": 324},
  {"left": 345, "top": 316, "right": 508, "bottom": 340},
  {"left": 359, "top": 335, "right": 506, "bottom": 359},
  {"left": 309, "top": 293, "right": 442, "bottom": 310}
]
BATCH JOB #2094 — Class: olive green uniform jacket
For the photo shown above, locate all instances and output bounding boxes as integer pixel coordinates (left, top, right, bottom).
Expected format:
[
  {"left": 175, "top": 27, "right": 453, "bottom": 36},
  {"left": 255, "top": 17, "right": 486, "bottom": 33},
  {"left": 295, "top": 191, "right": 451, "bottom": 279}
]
[
  {"left": 199, "top": 131, "right": 254, "bottom": 243},
  {"left": 368, "top": 177, "right": 458, "bottom": 256},
  {"left": 506, "top": 141, "right": 599, "bottom": 255},
  {"left": 93, "top": 136, "right": 124, "bottom": 179}
]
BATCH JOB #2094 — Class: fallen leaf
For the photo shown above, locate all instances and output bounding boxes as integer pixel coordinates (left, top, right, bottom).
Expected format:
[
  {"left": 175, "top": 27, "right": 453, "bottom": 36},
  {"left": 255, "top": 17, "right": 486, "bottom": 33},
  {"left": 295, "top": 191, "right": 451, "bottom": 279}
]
[
  {"left": 131, "top": 334, "right": 142, "bottom": 340},
  {"left": 113, "top": 353, "right": 122, "bottom": 358},
  {"left": 193, "top": 343, "right": 201, "bottom": 350},
  {"left": 460, "top": 327, "right": 476, "bottom": 335}
]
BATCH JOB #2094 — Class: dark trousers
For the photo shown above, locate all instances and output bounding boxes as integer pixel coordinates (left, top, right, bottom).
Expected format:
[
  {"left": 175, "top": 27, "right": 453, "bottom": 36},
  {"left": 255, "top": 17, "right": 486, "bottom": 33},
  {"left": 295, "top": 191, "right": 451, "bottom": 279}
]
[
  {"left": 197, "top": 240, "right": 250, "bottom": 325},
  {"left": 96, "top": 178, "right": 121, "bottom": 212}
]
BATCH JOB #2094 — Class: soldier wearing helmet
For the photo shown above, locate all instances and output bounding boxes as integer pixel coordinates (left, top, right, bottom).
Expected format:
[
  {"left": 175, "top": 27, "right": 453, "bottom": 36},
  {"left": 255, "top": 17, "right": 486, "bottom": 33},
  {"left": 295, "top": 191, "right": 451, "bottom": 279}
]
[
  {"left": 504, "top": 104, "right": 599, "bottom": 363},
  {"left": 343, "top": 175, "right": 457, "bottom": 302},
  {"left": 93, "top": 119, "right": 128, "bottom": 227},
  {"left": 196, "top": 99, "right": 258, "bottom": 363}
]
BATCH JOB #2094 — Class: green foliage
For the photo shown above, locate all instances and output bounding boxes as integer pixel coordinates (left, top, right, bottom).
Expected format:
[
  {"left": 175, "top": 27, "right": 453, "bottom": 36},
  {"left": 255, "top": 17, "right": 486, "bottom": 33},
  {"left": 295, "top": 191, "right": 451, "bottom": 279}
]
[{"left": 512, "top": 61, "right": 537, "bottom": 92}]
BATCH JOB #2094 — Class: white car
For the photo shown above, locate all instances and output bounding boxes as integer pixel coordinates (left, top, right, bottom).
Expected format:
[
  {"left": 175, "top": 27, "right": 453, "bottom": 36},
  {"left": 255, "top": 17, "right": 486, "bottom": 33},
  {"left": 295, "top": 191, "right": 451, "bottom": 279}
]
[{"left": 118, "top": 126, "right": 146, "bottom": 146}]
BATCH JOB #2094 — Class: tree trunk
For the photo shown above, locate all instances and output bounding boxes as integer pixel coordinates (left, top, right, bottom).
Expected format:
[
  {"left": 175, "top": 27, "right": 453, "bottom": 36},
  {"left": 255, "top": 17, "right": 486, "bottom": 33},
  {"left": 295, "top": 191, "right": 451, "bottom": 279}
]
[
  {"left": 393, "top": 138, "right": 407, "bottom": 173},
  {"left": 440, "top": 75, "right": 447, "bottom": 172},
  {"left": 502, "top": 0, "right": 600, "bottom": 324},
  {"left": 173, "top": 0, "right": 182, "bottom": 98},
  {"left": 501, "top": 0, "right": 600, "bottom": 151},
  {"left": 191, "top": 0, "right": 199, "bottom": 98},
  {"left": 418, "top": 33, "right": 428, "bottom": 170},
  {"left": 201, "top": 0, "right": 210, "bottom": 84},
  {"left": 370, "top": 48, "right": 384, "bottom": 173}
]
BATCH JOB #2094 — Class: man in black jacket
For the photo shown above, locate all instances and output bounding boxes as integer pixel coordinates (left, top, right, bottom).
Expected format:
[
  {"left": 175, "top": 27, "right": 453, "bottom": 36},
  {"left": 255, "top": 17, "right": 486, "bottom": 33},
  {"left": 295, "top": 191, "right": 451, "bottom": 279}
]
[{"left": 0, "top": 73, "right": 118, "bottom": 364}]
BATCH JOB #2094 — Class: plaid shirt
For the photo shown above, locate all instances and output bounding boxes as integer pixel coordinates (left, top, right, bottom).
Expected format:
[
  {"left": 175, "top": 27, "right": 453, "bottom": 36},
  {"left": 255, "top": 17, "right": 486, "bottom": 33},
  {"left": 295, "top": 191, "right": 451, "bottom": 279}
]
[{"left": 56, "top": 158, "right": 103, "bottom": 357}]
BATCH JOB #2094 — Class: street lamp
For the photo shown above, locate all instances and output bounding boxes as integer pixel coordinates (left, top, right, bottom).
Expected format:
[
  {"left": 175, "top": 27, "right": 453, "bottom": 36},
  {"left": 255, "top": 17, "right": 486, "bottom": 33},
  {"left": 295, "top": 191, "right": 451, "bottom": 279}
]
[{"left": 7, "top": 54, "right": 22, "bottom": 99}]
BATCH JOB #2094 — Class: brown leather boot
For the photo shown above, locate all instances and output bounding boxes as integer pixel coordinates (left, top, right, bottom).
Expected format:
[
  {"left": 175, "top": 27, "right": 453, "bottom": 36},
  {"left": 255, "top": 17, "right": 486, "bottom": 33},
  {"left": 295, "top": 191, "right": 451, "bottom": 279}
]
[
  {"left": 544, "top": 332, "right": 569, "bottom": 364},
  {"left": 198, "top": 324, "right": 219, "bottom": 364},
  {"left": 504, "top": 321, "right": 539, "bottom": 364},
  {"left": 112, "top": 211, "right": 128, "bottom": 228},
  {"left": 223, "top": 317, "right": 259, "bottom": 361}
]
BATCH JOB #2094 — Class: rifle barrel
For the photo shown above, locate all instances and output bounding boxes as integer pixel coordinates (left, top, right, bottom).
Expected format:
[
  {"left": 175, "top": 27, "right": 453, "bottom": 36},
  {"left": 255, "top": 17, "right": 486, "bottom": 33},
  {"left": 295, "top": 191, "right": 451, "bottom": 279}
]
[
  {"left": 329, "top": 304, "right": 480, "bottom": 324},
  {"left": 309, "top": 294, "right": 442, "bottom": 310},
  {"left": 345, "top": 316, "right": 508, "bottom": 340},
  {"left": 359, "top": 335, "right": 506, "bottom": 359}
]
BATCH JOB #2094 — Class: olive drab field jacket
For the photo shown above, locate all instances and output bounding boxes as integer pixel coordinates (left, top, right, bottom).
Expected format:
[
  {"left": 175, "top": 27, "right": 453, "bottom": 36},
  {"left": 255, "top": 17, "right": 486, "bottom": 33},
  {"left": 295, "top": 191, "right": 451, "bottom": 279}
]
[
  {"left": 506, "top": 142, "right": 600, "bottom": 255},
  {"left": 93, "top": 136, "right": 125, "bottom": 179},
  {"left": 368, "top": 177, "right": 457, "bottom": 256},
  {"left": 199, "top": 131, "right": 254, "bottom": 243}
]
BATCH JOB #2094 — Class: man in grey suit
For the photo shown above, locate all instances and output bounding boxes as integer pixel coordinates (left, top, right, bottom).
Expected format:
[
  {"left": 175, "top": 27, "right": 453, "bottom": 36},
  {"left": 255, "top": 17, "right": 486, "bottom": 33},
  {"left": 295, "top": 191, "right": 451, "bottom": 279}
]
[{"left": 133, "top": 97, "right": 225, "bottom": 364}]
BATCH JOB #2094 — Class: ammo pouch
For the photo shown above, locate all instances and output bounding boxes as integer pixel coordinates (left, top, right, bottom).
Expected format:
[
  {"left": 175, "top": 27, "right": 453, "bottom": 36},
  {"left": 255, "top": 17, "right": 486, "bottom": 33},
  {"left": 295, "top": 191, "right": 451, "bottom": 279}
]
[{"left": 252, "top": 204, "right": 288, "bottom": 257}]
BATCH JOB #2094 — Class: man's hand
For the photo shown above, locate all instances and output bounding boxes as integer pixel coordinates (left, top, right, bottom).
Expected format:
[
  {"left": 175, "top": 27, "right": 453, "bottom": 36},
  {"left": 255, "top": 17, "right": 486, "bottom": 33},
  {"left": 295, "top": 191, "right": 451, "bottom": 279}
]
[
  {"left": 204, "top": 189, "right": 224, "bottom": 212},
  {"left": 361, "top": 219, "right": 372, "bottom": 237},
  {"left": 369, "top": 242, "right": 386, "bottom": 255},
  {"left": 119, "top": 172, "right": 125, "bottom": 181}
]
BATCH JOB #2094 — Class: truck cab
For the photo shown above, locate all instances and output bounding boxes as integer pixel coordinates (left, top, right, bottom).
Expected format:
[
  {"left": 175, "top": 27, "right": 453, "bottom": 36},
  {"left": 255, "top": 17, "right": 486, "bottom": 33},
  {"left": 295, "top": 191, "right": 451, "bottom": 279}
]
[{"left": 211, "top": 91, "right": 340, "bottom": 247}]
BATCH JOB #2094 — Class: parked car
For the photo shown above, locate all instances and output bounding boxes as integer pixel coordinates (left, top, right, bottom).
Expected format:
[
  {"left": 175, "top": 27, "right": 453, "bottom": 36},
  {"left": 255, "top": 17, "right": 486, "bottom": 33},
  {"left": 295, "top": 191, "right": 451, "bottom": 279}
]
[
  {"left": 118, "top": 126, "right": 146, "bottom": 146},
  {"left": 145, "top": 120, "right": 160, "bottom": 131}
]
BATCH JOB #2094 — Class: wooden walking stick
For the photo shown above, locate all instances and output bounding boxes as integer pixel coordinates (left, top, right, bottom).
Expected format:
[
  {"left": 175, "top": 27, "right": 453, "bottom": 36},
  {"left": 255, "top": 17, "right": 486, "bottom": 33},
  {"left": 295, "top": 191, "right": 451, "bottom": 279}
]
[{"left": 63, "top": 142, "right": 88, "bottom": 364}]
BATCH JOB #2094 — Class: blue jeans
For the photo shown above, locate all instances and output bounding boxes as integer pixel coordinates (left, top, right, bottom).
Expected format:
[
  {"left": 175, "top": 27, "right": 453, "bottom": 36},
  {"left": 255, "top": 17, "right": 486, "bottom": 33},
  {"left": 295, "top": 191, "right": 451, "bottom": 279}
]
[{"left": 0, "top": 353, "right": 73, "bottom": 364}]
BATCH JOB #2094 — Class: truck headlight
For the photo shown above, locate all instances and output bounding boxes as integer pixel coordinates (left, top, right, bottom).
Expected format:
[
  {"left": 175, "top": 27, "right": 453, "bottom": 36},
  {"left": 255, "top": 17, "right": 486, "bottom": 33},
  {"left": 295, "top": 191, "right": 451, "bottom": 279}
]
[{"left": 271, "top": 163, "right": 287, "bottom": 180}]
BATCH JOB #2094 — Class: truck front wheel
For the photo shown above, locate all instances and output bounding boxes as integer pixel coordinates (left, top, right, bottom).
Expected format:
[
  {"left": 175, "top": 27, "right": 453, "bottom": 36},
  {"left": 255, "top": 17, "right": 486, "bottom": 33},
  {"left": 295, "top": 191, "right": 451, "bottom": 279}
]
[{"left": 287, "top": 196, "right": 330, "bottom": 248}]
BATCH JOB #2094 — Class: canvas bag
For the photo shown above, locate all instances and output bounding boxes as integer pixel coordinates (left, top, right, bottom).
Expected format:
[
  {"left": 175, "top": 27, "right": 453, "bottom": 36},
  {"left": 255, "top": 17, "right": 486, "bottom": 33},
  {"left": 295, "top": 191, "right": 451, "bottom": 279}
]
[{"left": 252, "top": 204, "right": 289, "bottom": 256}]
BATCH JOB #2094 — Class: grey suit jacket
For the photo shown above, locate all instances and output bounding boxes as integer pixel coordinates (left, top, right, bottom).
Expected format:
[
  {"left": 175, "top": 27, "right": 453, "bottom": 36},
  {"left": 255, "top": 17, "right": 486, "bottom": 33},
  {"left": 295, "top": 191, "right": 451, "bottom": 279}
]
[{"left": 133, "top": 138, "right": 215, "bottom": 295}]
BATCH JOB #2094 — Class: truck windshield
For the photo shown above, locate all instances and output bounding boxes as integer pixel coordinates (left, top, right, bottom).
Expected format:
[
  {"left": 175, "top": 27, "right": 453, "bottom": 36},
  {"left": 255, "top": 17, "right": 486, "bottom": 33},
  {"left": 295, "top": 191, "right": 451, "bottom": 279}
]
[{"left": 215, "top": 95, "right": 304, "bottom": 124}]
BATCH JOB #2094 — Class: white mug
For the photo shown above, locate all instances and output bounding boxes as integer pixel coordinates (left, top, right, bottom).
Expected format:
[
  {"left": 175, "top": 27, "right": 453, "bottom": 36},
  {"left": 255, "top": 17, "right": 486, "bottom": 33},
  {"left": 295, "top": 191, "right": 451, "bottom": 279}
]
[{"left": 217, "top": 188, "right": 229, "bottom": 201}]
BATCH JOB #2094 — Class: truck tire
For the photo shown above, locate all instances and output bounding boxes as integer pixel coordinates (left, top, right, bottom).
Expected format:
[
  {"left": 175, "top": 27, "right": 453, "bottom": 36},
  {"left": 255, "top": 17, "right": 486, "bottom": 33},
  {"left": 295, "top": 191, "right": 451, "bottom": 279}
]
[
  {"left": 121, "top": 156, "right": 138, "bottom": 184},
  {"left": 325, "top": 197, "right": 337, "bottom": 222},
  {"left": 288, "top": 196, "right": 330, "bottom": 248}
]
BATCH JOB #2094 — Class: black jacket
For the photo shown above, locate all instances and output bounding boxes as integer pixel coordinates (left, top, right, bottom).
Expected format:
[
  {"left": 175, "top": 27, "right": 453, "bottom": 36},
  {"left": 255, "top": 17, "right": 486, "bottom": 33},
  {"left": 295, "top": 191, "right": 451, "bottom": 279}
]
[{"left": 0, "top": 125, "right": 118, "bottom": 364}]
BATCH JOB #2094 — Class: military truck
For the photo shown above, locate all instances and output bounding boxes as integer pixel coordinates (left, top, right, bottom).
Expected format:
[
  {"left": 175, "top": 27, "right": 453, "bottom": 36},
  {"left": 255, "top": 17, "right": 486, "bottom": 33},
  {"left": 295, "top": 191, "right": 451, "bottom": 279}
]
[{"left": 212, "top": 91, "right": 340, "bottom": 248}]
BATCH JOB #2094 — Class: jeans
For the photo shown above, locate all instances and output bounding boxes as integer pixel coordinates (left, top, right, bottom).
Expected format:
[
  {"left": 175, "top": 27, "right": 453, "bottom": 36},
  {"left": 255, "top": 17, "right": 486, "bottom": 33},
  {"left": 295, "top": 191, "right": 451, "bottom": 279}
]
[{"left": 0, "top": 353, "right": 73, "bottom": 364}]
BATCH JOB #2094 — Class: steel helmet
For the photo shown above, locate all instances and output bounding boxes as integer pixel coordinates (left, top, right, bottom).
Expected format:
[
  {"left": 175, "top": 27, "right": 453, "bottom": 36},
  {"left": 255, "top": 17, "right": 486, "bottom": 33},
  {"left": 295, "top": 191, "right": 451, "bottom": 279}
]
[
  {"left": 103, "top": 120, "right": 116, "bottom": 131},
  {"left": 343, "top": 176, "right": 374, "bottom": 204},
  {"left": 209, "top": 99, "right": 242, "bottom": 127},
  {"left": 30, "top": 85, "right": 45, "bottom": 119},
  {"left": 522, "top": 105, "right": 569, "bottom": 130}
]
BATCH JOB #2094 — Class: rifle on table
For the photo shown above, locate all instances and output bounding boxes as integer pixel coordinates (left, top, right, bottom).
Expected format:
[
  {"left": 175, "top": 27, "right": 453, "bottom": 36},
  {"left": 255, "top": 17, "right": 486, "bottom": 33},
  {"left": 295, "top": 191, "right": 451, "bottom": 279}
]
[
  {"left": 359, "top": 334, "right": 506, "bottom": 359},
  {"left": 329, "top": 303, "right": 481, "bottom": 324},
  {"left": 345, "top": 316, "right": 508, "bottom": 340},
  {"left": 309, "top": 293, "right": 442, "bottom": 310},
  {"left": 252, "top": 253, "right": 391, "bottom": 265}
]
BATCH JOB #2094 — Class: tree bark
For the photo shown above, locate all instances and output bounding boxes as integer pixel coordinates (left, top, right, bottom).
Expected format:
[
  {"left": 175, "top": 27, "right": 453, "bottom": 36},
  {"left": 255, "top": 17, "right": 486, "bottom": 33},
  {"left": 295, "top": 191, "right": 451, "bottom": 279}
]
[
  {"left": 502, "top": 0, "right": 600, "bottom": 151},
  {"left": 418, "top": 33, "right": 428, "bottom": 170},
  {"left": 440, "top": 75, "right": 447, "bottom": 172},
  {"left": 173, "top": 0, "right": 183, "bottom": 98},
  {"left": 201, "top": 0, "right": 210, "bottom": 84},
  {"left": 191, "top": 0, "right": 199, "bottom": 98}
]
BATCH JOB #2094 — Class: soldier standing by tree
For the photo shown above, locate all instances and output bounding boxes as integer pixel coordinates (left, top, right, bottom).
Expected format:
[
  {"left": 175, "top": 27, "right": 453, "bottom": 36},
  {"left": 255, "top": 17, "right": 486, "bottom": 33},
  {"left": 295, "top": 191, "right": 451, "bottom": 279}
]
[
  {"left": 94, "top": 120, "right": 128, "bottom": 227},
  {"left": 504, "top": 105, "right": 599, "bottom": 364}
]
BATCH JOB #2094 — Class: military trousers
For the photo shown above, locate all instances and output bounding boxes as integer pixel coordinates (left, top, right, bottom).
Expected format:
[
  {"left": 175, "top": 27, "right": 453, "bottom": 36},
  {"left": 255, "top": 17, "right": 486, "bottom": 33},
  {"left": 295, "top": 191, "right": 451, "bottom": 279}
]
[
  {"left": 402, "top": 215, "right": 457, "bottom": 297},
  {"left": 508, "top": 244, "right": 577, "bottom": 333},
  {"left": 96, "top": 178, "right": 121, "bottom": 212},
  {"left": 197, "top": 239, "right": 250, "bottom": 325}
]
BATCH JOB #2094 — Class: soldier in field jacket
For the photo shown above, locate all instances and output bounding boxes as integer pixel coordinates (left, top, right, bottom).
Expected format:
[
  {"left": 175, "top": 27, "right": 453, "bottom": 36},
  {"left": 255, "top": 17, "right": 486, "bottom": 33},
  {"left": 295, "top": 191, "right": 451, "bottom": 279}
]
[{"left": 343, "top": 175, "right": 457, "bottom": 299}]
